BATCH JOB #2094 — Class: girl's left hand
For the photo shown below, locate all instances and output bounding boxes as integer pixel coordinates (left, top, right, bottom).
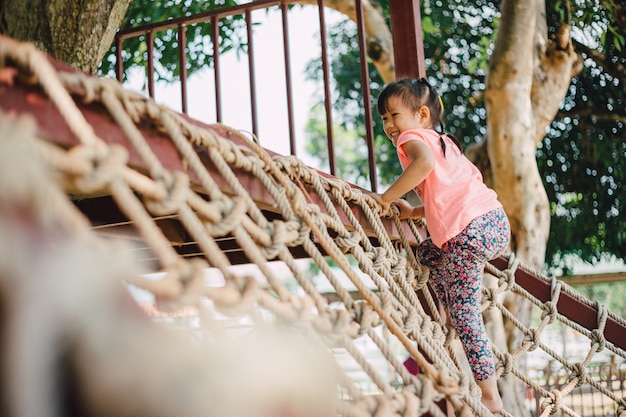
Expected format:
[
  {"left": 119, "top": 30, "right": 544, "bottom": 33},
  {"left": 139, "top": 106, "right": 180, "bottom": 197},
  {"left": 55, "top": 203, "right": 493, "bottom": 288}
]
[
  {"left": 394, "top": 198, "right": 416, "bottom": 219},
  {"left": 369, "top": 192, "right": 391, "bottom": 216}
]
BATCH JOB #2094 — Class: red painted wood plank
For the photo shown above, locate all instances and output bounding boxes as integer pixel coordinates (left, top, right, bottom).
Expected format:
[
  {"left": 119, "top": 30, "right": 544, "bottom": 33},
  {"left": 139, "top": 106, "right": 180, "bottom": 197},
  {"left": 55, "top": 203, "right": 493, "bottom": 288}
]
[
  {"left": 490, "top": 257, "right": 626, "bottom": 352},
  {"left": 0, "top": 43, "right": 422, "bottom": 246}
]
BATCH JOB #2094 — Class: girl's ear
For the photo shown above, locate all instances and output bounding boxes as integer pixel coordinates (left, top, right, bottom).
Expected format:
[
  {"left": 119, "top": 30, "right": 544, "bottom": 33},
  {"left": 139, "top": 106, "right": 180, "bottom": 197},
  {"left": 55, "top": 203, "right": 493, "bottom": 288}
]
[{"left": 418, "top": 105, "right": 430, "bottom": 121}]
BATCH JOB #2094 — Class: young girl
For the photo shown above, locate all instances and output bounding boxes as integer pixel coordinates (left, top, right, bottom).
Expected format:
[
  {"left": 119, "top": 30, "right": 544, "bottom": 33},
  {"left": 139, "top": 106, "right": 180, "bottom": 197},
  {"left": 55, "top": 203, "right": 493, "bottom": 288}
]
[{"left": 370, "top": 78, "right": 510, "bottom": 414}]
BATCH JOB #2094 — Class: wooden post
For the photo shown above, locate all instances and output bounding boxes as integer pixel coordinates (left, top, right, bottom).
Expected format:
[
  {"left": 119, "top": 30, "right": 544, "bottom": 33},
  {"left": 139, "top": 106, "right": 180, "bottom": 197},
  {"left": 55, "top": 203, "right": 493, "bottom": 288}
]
[
  {"left": 388, "top": 9, "right": 448, "bottom": 415},
  {"left": 388, "top": 0, "right": 426, "bottom": 79}
]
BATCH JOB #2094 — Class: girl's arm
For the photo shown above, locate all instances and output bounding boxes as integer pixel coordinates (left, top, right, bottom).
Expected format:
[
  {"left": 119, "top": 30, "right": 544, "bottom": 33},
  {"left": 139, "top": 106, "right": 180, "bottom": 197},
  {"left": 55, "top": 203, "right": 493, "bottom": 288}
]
[
  {"left": 370, "top": 139, "right": 434, "bottom": 216},
  {"left": 382, "top": 140, "right": 435, "bottom": 203}
]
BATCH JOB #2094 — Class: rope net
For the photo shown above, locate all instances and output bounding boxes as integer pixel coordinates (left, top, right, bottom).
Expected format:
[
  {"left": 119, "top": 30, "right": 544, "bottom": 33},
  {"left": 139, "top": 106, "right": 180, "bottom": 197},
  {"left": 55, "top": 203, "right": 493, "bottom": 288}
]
[{"left": 0, "top": 37, "right": 625, "bottom": 417}]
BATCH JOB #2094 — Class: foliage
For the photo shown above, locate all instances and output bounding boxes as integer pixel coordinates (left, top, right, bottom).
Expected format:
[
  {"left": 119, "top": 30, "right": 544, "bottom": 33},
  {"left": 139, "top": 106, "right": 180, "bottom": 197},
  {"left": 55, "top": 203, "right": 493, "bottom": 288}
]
[
  {"left": 304, "top": 0, "right": 626, "bottom": 273},
  {"left": 98, "top": 0, "right": 248, "bottom": 79},
  {"left": 561, "top": 0, "right": 626, "bottom": 52},
  {"left": 541, "top": 1, "right": 626, "bottom": 273}
]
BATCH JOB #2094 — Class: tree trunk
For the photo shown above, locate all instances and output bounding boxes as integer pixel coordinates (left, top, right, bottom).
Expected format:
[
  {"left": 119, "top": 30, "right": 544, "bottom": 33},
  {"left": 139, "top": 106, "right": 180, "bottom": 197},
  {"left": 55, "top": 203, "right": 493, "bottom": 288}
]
[
  {"left": 0, "top": 0, "right": 131, "bottom": 74},
  {"left": 485, "top": 1, "right": 545, "bottom": 413},
  {"left": 482, "top": 0, "right": 581, "bottom": 415}
]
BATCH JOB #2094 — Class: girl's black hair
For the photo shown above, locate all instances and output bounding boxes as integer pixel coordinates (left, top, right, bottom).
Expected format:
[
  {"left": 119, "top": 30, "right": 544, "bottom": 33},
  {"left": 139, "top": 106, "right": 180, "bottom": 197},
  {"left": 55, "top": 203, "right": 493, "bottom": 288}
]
[{"left": 377, "top": 78, "right": 463, "bottom": 157}]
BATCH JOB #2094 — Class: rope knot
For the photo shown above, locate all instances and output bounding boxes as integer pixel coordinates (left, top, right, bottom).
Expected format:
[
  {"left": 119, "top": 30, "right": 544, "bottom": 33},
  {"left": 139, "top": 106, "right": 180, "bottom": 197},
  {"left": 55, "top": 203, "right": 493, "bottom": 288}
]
[
  {"left": 327, "top": 308, "right": 358, "bottom": 340},
  {"left": 616, "top": 398, "right": 626, "bottom": 417},
  {"left": 500, "top": 267, "right": 516, "bottom": 290},
  {"left": 495, "top": 351, "right": 513, "bottom": 377},
  {"left": 432, "top": 368, "right": 459, "bottom": 397},
  {"left": 155, "top": 258, "right": 206, "bottom": 312},
  {"left": 568, "top": 363, "right": 587, "bottom": 387},
  {"left": 419, "top": 315, "right": 433, "bottom": 335},
  {"left": 541, "top": 301, "right": 558, "bottom": 324},
  {"left": 291, "top": 218, "right": 310, "bottom": 245},
  {"left": 205, "top": 197, "right": 247, "bottom": 236},
  {"left": 592, "top": 301, "right": 608, "bottom": 352},
  {"left": 443, "top": 324, "right": 456, "bottom": 347},
  {"left": 541, "top": 389, "right": 564, "bottom": 415},
  {"left": 393, "top": 391, "right": 421, "bottom": 417},
  {"left": 368, "top": 247, "right": 391, "bottom": 272},
  {"left": 412, "top": 265, "right": 429, "bottom": 290},
  {"left": 145, "top": 171, "right": 189, "bottom": 216},
  {"left": 335, "top": 231, "right": 360, "bottom": 253},
  {"left": 210, "top": 275, "right": 259, "bottom": 316},
  {"left": 288, "top": 293, "right": 314, "bottom": 324},
  {"left": 69, "top": 144, "right": 128, "bottom": 193},
  {"left": 523, "top": 328, "right": 541, "bottom": 352},
  {"left": 389, "top": 255, "right": 406, "bottom": 277},
  {"left": 402, "top": 309, "right": 421, "bottom": 334},
  {"left": 352, "top": 300, "right": 381, "bottom": 335},
  {"left": 590, "top": 328, "right": 606, "bottom": 352},
  {"left": 483, "top": 286, "right": 498, "bottom": 309},
  {"left": 408, "top": 375, "right": 437, "bottom": 414},
  {"left": 259, "top": 220, "right": 295, "bottom": 259}
]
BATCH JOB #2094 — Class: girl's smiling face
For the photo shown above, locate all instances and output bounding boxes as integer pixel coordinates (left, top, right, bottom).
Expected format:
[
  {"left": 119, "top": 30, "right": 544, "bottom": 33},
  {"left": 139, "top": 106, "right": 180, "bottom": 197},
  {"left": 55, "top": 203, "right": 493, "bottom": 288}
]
[{"left": 379, "top": 95, "right": 431, "bottom": 147}]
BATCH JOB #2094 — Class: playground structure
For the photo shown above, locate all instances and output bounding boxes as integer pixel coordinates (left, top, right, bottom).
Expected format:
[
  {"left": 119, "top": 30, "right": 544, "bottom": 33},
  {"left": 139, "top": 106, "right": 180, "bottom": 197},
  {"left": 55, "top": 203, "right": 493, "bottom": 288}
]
[{"left": 1, "top": 2, "right": 626, "bottom": 417}]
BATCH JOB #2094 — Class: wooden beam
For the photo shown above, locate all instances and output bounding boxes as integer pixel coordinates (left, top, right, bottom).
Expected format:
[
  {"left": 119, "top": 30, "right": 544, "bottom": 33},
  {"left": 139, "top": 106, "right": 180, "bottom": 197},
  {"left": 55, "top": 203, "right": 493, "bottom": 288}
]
[{"left": 560, "top": 271, "right": 626, "bottom": 286}]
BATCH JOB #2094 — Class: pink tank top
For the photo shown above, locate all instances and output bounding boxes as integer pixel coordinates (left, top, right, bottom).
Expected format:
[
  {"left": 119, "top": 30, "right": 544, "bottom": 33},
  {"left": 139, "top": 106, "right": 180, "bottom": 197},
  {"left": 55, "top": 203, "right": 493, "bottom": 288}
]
[{"left": 396, "top": 129, "right": 502, "bottom": 248}]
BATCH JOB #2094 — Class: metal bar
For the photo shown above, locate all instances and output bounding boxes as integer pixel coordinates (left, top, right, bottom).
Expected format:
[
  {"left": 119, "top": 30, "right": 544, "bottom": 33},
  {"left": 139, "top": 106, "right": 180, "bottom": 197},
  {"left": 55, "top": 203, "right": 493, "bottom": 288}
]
[
  {"left": 355, "top": 0, "right": 377, "bottom": 192},
  {"left": 177, "top": 24, "right": 188, "bottom": 114},
  {"left": 147, "top": 31, "right": 155, "bottom": 98},
  {"left": 212, "top": 15, "right": 223, "bottom": 123},
  {"left": 388, "top": 0, "right": 426, "bottom": 79},
  {"left": 245, "top": 9, "right": 259, "bottom": 138},
  {"left": 109, "top": 0, "right": 428, "bottom": 193},
  {"left": 280, "top": 2, "right": 297, "bottom": 156},
  {"left": 115, "top": 0, "right": 290, "bottom": 40},
  {"left": 115, "top": 37, "right": 123, "bottom": 83},
  {"left": 317, "top": 0, "right": 336, "bottom": 176}
]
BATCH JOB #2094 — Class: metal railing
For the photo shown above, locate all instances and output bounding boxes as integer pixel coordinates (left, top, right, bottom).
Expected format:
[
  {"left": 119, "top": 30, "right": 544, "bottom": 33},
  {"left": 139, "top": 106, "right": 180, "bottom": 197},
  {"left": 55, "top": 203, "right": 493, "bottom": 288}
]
[{"left": 114, "top": 0, "right": 390, "bottom": 190}]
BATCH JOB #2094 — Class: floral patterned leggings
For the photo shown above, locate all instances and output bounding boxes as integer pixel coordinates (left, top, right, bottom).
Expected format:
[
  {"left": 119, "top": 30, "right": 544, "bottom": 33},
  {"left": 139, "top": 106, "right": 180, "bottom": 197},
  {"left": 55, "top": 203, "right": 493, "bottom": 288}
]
[{"left": 417, "top": 207, "right": 510, "bottom": 381}]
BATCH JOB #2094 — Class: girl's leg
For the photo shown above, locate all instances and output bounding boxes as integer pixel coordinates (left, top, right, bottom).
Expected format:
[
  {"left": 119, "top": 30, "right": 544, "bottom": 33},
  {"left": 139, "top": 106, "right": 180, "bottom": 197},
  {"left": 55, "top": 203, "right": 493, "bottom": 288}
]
[
  {"left": 476, "top": 376, "right": 503, "bottom": 413},
  {"left": 440, "top": 208, "right": 509, "bottom": 413},
  {"left": 443, "top": 241, "right": 502, "bottom": 412},
  {"left": 442, "top": 239, "right": 495, "bottom": 381}
]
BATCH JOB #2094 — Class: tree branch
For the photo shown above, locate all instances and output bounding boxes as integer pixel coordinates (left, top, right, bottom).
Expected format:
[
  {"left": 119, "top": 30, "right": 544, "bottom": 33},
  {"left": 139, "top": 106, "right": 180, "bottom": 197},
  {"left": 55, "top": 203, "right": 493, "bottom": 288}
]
[
  {"left": 572, "top": 38, "right": 626, "bottom": 82},
  {"left": 283, "top": 0, "right": 395, "bottom": 82},
  {"left": 556, "top": 108, "right": 626, "bottom": 124},
  {"left": 602, "top": 0, "right": 626, "bottom": 29}
]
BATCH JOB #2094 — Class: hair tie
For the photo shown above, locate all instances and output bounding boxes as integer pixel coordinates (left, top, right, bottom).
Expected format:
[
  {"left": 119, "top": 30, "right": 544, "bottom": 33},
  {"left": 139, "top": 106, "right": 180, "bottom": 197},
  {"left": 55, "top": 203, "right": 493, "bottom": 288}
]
[{"left": 438, "top": 95, "right": 444, "bottom": 111}]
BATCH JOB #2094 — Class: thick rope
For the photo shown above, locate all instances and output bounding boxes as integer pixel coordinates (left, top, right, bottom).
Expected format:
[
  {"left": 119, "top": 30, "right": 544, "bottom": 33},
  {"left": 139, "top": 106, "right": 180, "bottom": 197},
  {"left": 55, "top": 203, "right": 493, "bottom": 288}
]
[{"left": 1, "top": 37, "right": 625, "bottom": 417}]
